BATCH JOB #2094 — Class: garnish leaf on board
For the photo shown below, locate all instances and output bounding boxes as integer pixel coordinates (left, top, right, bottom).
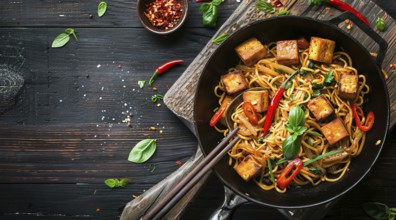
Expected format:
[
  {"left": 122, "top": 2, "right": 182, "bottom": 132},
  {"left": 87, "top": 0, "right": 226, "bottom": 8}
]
[
  {"left": 128, "top": 139, "right": 157, "bottom": 163},
  {"left": 278, "top": 10, "right": 290, "bottom": 16},
  {"left": 151, "top": 94, "right": 164, "bottom": 103},
  {"left": 255, "top": 1, "right": 276, "bottom": 13},
  {"left": 376, "top": 17, "right": 386, "bottom": 31},
  {"left": 98, "top": 1, "right": 108, "bottom": 17},
  {"left": 213, "top": 33, "right": 228, "bottom": 45}
]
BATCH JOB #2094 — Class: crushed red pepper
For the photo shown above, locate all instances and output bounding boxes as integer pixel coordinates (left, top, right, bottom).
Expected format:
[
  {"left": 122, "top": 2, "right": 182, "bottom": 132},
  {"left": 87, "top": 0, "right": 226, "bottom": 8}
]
[{"left": 145, "top": 0, "right": 183, "bottom": 30}]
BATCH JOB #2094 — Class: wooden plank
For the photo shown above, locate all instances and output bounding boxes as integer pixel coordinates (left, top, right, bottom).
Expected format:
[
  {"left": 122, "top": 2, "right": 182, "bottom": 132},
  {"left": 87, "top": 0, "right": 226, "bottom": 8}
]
[{"left": 0, "top": 0, "right": 240, "bottom": 28}]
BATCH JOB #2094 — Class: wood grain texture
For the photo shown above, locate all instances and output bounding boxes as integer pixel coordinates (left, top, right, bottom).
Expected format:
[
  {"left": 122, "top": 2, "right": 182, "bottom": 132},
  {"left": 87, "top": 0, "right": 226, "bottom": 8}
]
[{"left": 0, "top": 0, "right": 394, "bottom": 219}]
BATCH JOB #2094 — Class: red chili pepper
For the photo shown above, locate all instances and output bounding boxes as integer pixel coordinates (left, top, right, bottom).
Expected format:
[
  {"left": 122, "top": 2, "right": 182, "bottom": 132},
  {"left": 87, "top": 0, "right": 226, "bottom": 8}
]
[
  {"left": 276, "top": 158, "right": 303, "bottom": 189},
  {"left": 273, "top": 0, "right": 283, "bottom": 7},
  {"left": 242, "top": 101, "right": 258, "bottom": 125},
  {"left": 149, "top": 60, "right": 183, "bottom": 85},
  {"left": 351, "top": 104, "right": 375, "bottom": 131},
  {"left": 210, "top": 107, "right": 226, "bottom": 127},
  {"left": 262, "top": 70, "right": 300, "bottom": 137},
  {"left": 329, "top": 0, "right": 370, "bottom": 26}
]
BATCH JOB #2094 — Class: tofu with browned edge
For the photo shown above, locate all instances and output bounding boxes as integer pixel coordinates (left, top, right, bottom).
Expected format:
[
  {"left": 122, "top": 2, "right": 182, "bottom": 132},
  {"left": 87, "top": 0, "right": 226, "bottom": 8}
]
[
  {"left": 221, "top": 71, "right": 248, "bottom": 95},
  {"left": 338, "top": 73, "right": 359, "bottom": 100},
  {"left": 243, "top": 90, "right": 269, "bottom": 113},
  {"left": 307, "top": 95, "right": 334, "bottom": 121},
  {"left": 320, "top": 118, "right": 349, "bottom": 145},
  {"left": 276, "top": 40, "right": 299, "bottom": 65},
  {"left": 308, "top": 37, "right": 336, "bottom": 64},
  {"left": 235, "top": 38, "right": 267, "bottom": 66},
  {"left": 234, "top": 155, "right": 262, "bottom": 181}
]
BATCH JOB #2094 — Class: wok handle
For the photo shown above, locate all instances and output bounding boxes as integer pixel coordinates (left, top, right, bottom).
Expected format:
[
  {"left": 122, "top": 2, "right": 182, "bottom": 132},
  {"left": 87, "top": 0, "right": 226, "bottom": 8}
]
[
  {"left": 209, "top": 186, "right": 248, "bottom": 220},
  {"left": 327, "top": 11, "right": 388, "bottom": 67}
]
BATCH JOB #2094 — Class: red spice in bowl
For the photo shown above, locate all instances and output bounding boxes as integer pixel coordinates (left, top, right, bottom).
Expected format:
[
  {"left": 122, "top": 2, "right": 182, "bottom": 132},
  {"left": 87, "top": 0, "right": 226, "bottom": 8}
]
[{"left": 144, "top": 0, "right": 184, "bottom": 30}]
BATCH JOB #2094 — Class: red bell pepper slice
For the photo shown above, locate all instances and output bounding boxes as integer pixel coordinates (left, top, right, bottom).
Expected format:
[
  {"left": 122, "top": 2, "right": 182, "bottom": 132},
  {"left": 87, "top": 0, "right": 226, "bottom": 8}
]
[
  {"left": 242, "top": 101, "right": 258, "bottom": 125},
  {"left": 276, "top": 158, "right": 303, "bottom": 189},
  {"left": 351, "top": 104, "right": 375, "bottom": 132},
  {"left": 209, "top": 107, "right": 226, "bottom": 127}
]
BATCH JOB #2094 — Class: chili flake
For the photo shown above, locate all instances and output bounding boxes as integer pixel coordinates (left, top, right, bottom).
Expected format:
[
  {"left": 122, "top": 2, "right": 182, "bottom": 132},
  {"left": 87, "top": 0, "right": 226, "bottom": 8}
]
[{"left": 145, "top": 0, "right": 183, "bottom": 30}]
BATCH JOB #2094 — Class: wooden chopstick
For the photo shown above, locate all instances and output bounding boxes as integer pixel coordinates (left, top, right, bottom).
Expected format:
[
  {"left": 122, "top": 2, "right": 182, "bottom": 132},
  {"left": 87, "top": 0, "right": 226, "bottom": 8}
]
[{"left": 142, "top": 128, "right": 240, "bottom": 220}]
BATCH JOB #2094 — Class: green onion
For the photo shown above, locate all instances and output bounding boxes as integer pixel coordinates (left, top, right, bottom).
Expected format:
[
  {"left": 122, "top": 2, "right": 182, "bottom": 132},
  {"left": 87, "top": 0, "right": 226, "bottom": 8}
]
[
  {"left": 267, "top": 158, "right": 275, "bottom": 184},
  {"left": 303, "top": 148, "right": 343, "bottom": 166}
]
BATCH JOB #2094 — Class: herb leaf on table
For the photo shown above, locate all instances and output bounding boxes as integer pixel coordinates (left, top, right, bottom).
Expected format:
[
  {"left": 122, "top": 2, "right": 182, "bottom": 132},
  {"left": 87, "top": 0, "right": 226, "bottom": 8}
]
[
  {"left": 98, "top": 1, "right": 108, "bottom": 17},
  {"left": 51, "top": 28, "right": 78, "bottom": 48},
  {"left": 128, "top": 139, "right": 157, "bottom": 163}
]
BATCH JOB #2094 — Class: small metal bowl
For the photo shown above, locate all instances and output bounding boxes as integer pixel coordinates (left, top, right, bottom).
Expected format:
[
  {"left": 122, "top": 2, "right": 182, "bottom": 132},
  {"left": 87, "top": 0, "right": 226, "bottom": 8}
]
[{"left": 137, "top": 0, "right": 188, "bottom": 35}]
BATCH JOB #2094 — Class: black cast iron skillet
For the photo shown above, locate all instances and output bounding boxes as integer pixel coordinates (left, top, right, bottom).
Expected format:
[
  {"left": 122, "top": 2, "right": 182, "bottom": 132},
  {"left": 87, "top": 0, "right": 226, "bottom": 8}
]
[{"left": 193, "top": 12, "right": 390, "bottom": 219}]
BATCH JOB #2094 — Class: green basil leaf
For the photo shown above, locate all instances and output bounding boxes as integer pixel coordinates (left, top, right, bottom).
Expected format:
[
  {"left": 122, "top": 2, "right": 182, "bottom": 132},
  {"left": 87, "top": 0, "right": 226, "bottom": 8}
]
[
  {"left": 289, "top": 105, "right": 305, "bottom": 128},
  {"left": 104, "top": 178, "right": 118, "bottom": 188},
  {"left": 118, "top": 178, "right": 129, "bottom": 187},
  {"left": 199, "top": 3, "right": 211, "bottom": 13},
  {"left": 138, "top": 80, "right": 145, "bottom": 88},
  {"left": 324, "top": 69, "right": 334, "bottom": 85},
  {"left": 211, "top": 0, "right": 223, "bottom": 6},
  {"left": 282, "top": 134, "right": 301, "bottom": 160},
  {"left": 65, "top": 28, "right": 78, "bottom": 41},
  {"left": 361, "top": 202, "right": 390, "bottom": 220},
  {"left": 376, "top": 17, "right": 386, "bottom": 31},
  {"left": 255, "top": 1, "right": 276, "bottom": 13},
  {"left": 312, "top": 90, "right": 321, "bottom": 98},
  {"left": 202, "top": 4, "right": 218, "bottom": 27},
  {"left": 285, "top": 123, "right": 295, "bottom": 133},
  {"left": 98, "top": 1, "right": 107, "bottom": 17},
  {"left": 128, "top": 139, "right": 157, "bottom": 163},
  {"left": 278, "top": 10, "right": 290, "bottom": 16},
  {"left": 51, "top": 33, "right": 70, "bottom": 48},
  {"left": 213, "top": 33, "right": 228, "bottom": 45},
  {"left": 295, "top": 126, "right": 307, "bottom": 136}
]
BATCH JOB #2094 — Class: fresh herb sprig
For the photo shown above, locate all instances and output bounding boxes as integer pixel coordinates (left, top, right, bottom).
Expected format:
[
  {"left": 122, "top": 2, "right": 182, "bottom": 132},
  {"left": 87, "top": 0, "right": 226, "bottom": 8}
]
[
  {"left": 255, "top": 1, "right": 276, "bottom": 14},
  {"left": 151, "top": 94, "right": 164, "bottom": 103},
  {"left": 213, "top": 33, "right": 228, "bottom": 45},
  {"left": 199, "top": 0, "right": 223, "bottom": 28},
  {"left": 98, "top": 1, "right": 107, "bottom": 17},
  {"left": 283, "top": 105, "right": 306, "bottom": 159},
  {"left": 308, "top": 0, "right": 329, "bottom": 5},
  {"left": 128, "top": 139, "right": 157, "bottom": 163},
  {"left": 138, "top": 80, "right": 146, "bottom": 88},
  {"left": 51, "top": 28, "right": 78, "bottom": 48},
  {"left": 376, "top": 17, "right": 386, "bottom": 31},
  {"left": 104, "top": 178, "right": 129, "bottom": 188}
]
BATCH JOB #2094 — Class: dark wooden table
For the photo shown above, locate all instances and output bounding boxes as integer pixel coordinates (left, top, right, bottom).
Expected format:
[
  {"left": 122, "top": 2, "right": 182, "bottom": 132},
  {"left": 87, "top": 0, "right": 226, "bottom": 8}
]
[{"left": 0, "top": 0, "right": 395, "bottom": 219}]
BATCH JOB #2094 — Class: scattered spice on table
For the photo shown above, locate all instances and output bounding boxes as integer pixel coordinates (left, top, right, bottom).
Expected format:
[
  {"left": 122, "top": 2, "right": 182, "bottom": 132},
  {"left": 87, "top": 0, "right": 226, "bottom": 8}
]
[{"left": 144, "top": 0, "right": 184, "bottom": 30}]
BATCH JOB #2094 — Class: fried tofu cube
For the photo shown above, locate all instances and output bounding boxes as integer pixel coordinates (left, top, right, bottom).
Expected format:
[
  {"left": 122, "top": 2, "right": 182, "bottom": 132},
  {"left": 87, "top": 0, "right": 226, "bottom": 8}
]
[
  {"left": 234, "top": 155, "right": 262, "bottom": 181},
  {"left": 242, "top": 90, "right": 269, "bottom": 113},
  {"left": 276, "top": 40, "right": 299, "bottom": 65},
  {"left": 338, "top": 73, "right": 359, "bottom": 100},
  {"left": 308, "top": 37, "right": 336, "bottom": 64},
  {"left": 235, "top": 38, "right": 268, "bottom": 66},
  {"left": 307, "top": 95, "right": 334, "bottom": 121},
  {"left": 320, "top": 118, "right": 349, "bottom": 145},
  {"left": 221, "top": 71, "right": 248, "bottom": 95}
]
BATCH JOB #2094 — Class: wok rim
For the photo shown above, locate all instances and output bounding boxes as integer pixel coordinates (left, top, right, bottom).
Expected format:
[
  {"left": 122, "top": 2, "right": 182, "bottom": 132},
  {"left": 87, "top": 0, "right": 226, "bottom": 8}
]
[{"left": 193, "top": 15, "right": 390, "bottom": 209}]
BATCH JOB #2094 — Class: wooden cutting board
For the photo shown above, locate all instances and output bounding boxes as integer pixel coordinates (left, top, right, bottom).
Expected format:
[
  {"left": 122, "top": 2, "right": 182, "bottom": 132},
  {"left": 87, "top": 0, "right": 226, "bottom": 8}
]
[{"left": 121, "top": 0, "right": 396, "bottom": 219}]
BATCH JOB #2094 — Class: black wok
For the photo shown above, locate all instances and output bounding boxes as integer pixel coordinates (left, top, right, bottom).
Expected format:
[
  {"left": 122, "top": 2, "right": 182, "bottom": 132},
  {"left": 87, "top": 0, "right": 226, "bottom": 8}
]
[{"left": 193, "top": 12, "right": 390, "bottom": 212}]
